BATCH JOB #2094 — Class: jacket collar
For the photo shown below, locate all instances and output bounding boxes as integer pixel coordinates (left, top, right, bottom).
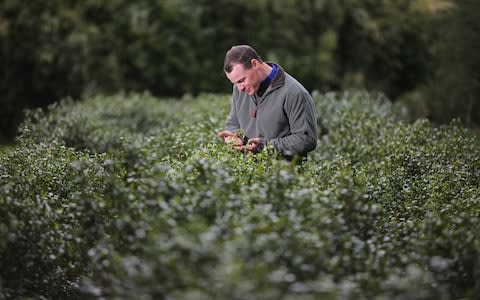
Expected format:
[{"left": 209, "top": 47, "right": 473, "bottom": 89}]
[
  {"left": 254, "top": 63, "right": 285, "bottom": 99},
  {"left": 269, "top": 63, "right": 285, "bottom": 89}
]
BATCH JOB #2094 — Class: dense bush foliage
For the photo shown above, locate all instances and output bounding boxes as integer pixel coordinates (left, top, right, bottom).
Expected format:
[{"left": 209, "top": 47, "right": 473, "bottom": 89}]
[
  {"left": 423, "top": 0, "right": 480, "bottom": 126},
  {"left": 1, "top": 92, "right": 479, "bottom": 299},
  {"left": 5, "top": 0, "right": 476, "bottom": 139}
]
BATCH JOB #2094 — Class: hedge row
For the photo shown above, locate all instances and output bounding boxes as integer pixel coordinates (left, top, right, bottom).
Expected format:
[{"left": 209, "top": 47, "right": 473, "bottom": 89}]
[
  {"left": 0, "top": 0, "right": 438, "bottom": 138},
  {"left": 1, "top": 92, "right": 479, "bottom": 299}
]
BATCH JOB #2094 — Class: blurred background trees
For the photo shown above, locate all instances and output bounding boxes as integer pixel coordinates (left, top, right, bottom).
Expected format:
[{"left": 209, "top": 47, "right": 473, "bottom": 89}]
[
  {"left": 1, "top": 0, "right": 478, "bottom": 140},
  {"left": 423, "top": 0, "right": 479, "bottom": 127}
]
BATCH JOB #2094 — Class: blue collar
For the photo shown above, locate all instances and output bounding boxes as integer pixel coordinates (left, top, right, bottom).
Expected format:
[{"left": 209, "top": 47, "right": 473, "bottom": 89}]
[
  {"left": 263, "top": 64, "right": 277, "bottom": 85},
  {"left": 257, "top": 64, "right": 277, "bottom": 97}
]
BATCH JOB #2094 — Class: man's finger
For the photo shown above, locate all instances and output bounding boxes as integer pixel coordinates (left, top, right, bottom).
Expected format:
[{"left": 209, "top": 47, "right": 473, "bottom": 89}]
[{"left": 217, "top": 130, "right": 234, "bottom": 138}]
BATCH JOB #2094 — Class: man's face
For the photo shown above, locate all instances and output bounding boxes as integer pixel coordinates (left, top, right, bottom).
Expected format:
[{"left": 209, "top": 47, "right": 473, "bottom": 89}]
[{"left": 225, "top": 60, "right": 261, "bottom": 96}]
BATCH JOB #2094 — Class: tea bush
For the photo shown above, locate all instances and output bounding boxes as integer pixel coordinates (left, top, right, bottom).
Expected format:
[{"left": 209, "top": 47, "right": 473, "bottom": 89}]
[
  {"left": 1, "top": 92, "right": 478, "bottom": 299},
  {"left": 0, "top": 141, "right": 126, "bottom": 298}
]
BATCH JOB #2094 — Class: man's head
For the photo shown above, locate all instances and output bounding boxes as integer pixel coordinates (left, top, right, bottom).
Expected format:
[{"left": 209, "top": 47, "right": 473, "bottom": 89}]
[{"left": 224, "top": 45, "right": 266, "bottom": 96}]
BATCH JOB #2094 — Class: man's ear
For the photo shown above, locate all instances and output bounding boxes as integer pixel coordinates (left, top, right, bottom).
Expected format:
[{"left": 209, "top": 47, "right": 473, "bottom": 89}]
[{"left": 251, "top": 59, "right": 260, "bottom": 68}]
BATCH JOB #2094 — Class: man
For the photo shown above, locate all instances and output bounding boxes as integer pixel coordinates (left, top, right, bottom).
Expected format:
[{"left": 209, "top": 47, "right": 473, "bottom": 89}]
[{"left": 218, "top": 45, "right": 318, "bottom": 159}]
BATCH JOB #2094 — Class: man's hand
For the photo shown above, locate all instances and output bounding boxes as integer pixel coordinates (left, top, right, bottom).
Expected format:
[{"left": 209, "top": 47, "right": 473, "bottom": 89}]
[
  {"left": 217, "top": 130, "right": 243, "bottom": 148},
  {"left": 245, "top": 137, "right": 263, "bottom": 153},
  {"left": 218, "top": 131, "right": 264, "bottom": 153}
]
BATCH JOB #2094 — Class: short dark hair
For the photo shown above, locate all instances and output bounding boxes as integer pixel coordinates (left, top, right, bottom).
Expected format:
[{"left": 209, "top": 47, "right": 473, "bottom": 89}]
[{"left": 223, "top": 45, "right": 263, "bottom": 73}]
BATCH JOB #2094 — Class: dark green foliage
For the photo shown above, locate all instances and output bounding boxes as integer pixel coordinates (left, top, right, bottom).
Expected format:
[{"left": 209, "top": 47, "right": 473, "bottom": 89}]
[
  {"left": 1, "top": 1, "right": 441, "bottom": 138},
  {"left": 424, "top": 0, "right": 480, "bottom": 127},
  {"left": 1, "top": 92, "right": 478, "bottom": 299},
  {"left": 0, "top": 142, "right": 125, "bottom": 299}
]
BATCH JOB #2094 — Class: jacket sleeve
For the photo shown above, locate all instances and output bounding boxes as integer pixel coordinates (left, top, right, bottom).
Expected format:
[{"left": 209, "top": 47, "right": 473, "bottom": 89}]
[
  {"left": 225, "top": 92, "right": 240, "bottom": 132},
  {"left": 270, "top": 91, "right": 317, "bottom": 156}
]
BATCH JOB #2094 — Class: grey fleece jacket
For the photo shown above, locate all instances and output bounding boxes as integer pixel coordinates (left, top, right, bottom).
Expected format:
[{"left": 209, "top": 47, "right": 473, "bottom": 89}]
[{"left": 225, "top": 63, "right": 317, "bottom": 157}]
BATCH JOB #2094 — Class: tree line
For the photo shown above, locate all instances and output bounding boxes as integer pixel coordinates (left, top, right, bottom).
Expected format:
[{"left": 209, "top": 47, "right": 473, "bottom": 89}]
[{"left": 1, "top": 0, "right": 478, "bottom": 139}]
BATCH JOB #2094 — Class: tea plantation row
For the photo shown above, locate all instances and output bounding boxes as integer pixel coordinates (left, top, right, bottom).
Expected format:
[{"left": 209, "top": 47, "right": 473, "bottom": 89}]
[{"left": 1, "top": 92, "right": 479, "bottom": 299}]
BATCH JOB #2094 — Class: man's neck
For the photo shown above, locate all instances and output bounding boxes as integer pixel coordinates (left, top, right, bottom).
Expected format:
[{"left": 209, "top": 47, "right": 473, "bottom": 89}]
[
  {"left": 256, "top": 63, "right": 277, "bottom": 97},
  {"left": 261, "top": 63, "right": 273, "bottom": 80}
]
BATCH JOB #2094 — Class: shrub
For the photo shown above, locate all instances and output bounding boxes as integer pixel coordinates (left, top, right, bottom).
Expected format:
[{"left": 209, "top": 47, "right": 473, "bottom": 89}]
[
  {"left": 1, "top": 92, "right": 479, "bottom": 299},
  {"left": 0, "top": 141, "right": 127, "bottom": 298}
]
